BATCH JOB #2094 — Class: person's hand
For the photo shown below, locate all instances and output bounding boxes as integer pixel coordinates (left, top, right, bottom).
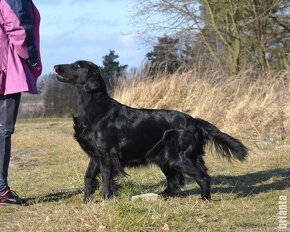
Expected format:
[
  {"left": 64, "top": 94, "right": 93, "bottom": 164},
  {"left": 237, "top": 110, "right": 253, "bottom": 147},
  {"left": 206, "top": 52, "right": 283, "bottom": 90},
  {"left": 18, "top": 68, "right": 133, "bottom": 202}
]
[{"left": 26, "top": 58, "right": 39, "bottom": 69}]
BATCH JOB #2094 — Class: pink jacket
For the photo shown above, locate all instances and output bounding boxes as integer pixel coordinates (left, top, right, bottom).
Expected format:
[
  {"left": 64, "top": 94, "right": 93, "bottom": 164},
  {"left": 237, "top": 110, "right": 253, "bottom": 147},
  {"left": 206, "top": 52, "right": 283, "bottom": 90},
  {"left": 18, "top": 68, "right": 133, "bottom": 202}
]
[{"left": 0, "top": 0, "right": 42, "bottom": 95}]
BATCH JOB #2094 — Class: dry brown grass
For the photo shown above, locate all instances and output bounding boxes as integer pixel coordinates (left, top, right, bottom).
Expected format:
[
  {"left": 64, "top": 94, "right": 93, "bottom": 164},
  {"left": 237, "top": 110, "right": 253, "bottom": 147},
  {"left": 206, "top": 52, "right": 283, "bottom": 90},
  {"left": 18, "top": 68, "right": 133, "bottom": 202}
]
[{"left": 113, "top": 68, "right": 290, "bottom": 141}]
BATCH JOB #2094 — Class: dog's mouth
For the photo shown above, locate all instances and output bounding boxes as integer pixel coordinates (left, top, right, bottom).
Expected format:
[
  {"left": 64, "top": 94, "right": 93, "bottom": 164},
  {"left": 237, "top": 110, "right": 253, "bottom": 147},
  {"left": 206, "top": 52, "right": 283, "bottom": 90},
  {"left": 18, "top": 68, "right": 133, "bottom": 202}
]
[{"left": 52, "top": 68, "right": 67, "bottom": 81}]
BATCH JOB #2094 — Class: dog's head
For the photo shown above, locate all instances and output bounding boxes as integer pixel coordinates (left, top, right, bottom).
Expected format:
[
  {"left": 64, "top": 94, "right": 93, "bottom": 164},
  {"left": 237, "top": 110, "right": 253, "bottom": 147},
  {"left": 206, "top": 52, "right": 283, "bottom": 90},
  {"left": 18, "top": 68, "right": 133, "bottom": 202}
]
[{"left": 53, "top": 60, "right": 106, "bottom": 93}]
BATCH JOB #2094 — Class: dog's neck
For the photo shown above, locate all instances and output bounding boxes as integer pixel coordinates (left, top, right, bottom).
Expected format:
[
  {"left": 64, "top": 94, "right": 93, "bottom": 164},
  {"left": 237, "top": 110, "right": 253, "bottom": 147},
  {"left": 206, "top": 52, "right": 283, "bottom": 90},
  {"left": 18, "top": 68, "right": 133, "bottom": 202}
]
[{"left": 76, "top": 86, "right": 112, "bottom": 120}]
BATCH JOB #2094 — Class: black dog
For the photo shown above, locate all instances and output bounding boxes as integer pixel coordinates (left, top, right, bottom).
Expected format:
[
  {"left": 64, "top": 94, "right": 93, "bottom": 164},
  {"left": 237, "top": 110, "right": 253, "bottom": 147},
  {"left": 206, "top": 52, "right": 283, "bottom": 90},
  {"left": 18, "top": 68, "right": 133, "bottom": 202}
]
[{"left": 53, "top": 60, "right": 248, "bottom": 202}]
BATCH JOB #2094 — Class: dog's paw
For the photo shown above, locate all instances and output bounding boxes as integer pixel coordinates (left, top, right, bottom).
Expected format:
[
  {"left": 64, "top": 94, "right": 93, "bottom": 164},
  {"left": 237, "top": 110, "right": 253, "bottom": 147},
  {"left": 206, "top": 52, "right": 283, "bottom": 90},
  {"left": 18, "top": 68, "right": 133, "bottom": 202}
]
[{"left": 83, "top": 195, "right": 94, "bottom": 204}]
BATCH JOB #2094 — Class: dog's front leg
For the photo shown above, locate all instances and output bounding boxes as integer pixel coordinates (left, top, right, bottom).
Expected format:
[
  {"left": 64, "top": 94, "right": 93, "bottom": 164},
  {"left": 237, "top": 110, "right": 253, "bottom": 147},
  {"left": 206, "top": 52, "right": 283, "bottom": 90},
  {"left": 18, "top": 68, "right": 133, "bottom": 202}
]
[
  {"left": 100, "top": 157, "right": 114, "bottom": 200},
  {"left": 84, "top": 158, "right": 100, "bottom": 203}
]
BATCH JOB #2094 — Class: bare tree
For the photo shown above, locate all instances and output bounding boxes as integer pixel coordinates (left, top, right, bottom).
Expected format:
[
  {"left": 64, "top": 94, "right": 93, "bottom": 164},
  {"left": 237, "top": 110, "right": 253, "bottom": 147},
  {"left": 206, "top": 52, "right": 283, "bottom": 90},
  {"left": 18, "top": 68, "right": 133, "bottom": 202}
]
[{"left": 134, "top": 0, "right": 290, "bottom": 73}]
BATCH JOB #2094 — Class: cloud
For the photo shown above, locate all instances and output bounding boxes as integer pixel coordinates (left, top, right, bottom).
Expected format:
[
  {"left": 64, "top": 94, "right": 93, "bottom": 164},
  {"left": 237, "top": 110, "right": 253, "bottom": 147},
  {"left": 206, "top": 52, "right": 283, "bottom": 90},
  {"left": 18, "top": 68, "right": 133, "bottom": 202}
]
[
  {"left": 69, "top": 0, "right": 95, "bottom": 4},
  {"left": 36, "top": 0, "right": 147, "bottom": 75},
  {"left": 41, "top": 29, "right": 147, "bottom": 73},
  {"left": 69, "top": 0, "right": 126, "bottom": 4},
  {"left": 36, "top": 0, "right": 62, "bottom": 5},
  {"left": 118, "top": 33, "right": 136, "bottom": 46},
  {"left": 73, "top": 15, "right": 122, "bottom": 29}
]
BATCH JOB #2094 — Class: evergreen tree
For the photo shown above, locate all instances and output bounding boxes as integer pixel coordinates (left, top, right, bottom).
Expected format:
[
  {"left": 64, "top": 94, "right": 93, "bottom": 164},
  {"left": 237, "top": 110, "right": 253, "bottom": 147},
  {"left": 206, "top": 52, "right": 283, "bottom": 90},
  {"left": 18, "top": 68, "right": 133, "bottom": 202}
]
[
  {"left": 101, "top": 50, "right": 128, "bottom": 78},
  {"left": 100, "top": 50, "right": 128, "bottom": 90},
  {"left": 146, "top": 36, "right": 183, "bottom": 75}
]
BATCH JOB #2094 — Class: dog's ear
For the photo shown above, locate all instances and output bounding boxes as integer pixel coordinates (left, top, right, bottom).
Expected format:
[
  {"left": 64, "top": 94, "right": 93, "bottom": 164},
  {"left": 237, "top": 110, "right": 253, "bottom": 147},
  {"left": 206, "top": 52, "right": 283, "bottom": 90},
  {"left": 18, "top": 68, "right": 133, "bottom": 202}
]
[
  {"left": 84, "top": 64, "right": 107, "bottom": 93},
  {"left": 84, "top": 77, "right": 101, "bottom": 92}
]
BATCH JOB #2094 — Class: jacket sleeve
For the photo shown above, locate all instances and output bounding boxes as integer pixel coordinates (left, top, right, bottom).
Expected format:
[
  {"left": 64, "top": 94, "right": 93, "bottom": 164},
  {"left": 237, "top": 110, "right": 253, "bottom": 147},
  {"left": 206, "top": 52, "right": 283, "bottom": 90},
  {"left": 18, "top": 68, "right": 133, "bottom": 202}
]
[{"left": 2, "top": 0, "right": 38, "bottom": 63}]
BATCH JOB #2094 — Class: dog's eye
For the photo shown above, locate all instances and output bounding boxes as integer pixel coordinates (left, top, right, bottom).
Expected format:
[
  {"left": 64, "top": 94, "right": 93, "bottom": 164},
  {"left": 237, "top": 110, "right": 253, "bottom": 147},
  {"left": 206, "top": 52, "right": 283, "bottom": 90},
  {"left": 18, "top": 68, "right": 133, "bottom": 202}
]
[{"left": 73, "top": 64, "right": 81, "bottom": 70}]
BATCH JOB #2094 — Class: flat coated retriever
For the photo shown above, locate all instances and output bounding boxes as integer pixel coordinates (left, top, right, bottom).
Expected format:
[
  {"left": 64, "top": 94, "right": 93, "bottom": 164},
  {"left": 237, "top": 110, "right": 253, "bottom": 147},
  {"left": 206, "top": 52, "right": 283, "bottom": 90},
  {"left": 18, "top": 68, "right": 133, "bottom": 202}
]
[{"left": 53, "top": 60, "right": 248, "bottom": 202}]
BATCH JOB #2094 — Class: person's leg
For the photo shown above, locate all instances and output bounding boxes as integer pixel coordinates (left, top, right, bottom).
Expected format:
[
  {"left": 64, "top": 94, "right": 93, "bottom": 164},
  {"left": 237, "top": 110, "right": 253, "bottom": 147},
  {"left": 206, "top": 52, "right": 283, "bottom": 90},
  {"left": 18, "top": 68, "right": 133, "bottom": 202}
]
[
  {"left": 0, "top": 95, "right": 7, "bottom": 193},
  {"left": 0, "top": 93, "right": 21, "bottom": 194}
]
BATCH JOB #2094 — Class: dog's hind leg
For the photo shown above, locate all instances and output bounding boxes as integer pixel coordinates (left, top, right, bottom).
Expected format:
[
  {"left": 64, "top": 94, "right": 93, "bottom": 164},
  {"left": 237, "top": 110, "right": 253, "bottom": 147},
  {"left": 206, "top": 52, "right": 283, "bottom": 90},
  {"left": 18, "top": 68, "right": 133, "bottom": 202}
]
[
  {"left": 84, "top": 158, "right": 100, "bottom": 203},
  {"left": 182, "top": 156, "right": 211, "bottom": 201},
  {"left": 196, "top": 156, "right": 211, "bottom": 201},
  {"left": 160, "top": 165, "right": 185, "bottom": 196},
  {"left": 194, "top": 174, "right": 211, "bottom": 201}
]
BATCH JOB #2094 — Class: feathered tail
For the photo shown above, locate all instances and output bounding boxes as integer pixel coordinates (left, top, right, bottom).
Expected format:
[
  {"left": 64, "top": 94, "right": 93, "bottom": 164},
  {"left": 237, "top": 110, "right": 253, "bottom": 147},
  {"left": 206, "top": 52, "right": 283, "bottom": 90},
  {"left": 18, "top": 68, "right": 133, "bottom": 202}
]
[{"left": 195, "top": 118, "right": 248, "bottom": 161}]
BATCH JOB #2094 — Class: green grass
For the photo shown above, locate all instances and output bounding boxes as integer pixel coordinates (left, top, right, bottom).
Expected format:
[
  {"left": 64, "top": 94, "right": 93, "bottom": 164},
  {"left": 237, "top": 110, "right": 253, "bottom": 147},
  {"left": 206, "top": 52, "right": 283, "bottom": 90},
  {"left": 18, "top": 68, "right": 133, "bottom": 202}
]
[{"left": 0, "top": 118, "right": 289, "bottom": 231}]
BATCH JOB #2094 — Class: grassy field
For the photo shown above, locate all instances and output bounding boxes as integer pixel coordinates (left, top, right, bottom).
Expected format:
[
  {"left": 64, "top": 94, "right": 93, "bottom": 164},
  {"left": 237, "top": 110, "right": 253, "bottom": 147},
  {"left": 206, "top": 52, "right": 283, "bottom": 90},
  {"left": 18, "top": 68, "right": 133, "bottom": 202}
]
[
  {"left": 0, "top": 118, "right": 289, "bottom": 231},
  {"left": 0, "top": 69, "right": 289, "bottom": 231}
]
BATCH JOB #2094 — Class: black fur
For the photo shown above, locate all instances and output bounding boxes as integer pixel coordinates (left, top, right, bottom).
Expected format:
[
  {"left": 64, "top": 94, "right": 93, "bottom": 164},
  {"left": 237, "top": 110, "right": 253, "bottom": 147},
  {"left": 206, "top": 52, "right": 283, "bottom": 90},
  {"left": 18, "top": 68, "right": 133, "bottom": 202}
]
[{"left": 54, "top": 60, "right": 248, "bottom": 202}]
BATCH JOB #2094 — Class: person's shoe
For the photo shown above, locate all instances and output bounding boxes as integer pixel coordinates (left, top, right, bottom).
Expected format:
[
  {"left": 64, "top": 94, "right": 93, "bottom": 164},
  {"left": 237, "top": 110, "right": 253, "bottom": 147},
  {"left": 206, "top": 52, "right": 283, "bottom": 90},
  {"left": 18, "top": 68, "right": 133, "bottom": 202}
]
[{"left": 0, "top": 188, "right": 27, "bottom": 206}]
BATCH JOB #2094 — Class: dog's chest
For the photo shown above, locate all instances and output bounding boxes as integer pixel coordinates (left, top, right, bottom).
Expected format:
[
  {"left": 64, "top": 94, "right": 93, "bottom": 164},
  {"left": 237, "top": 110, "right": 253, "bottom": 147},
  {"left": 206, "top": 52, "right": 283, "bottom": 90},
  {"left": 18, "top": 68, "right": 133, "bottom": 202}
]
[{"left": 74, "top": 121, "right": 97, "bottom": 157}]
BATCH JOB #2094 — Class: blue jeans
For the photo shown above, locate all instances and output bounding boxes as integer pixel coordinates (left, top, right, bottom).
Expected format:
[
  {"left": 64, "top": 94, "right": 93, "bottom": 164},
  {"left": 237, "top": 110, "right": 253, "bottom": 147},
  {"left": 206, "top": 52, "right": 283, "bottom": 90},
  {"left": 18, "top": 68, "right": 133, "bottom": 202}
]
[{"left": 0, "top": 93, "right": 21, "bottom": 194}]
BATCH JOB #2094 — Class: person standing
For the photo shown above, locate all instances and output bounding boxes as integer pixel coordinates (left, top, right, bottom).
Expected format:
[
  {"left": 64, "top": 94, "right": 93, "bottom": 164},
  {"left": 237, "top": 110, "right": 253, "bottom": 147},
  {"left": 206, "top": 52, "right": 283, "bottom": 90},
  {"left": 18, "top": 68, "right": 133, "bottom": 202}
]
[{"left": 0, "top": 0, "right": 42, "bottom": 205}]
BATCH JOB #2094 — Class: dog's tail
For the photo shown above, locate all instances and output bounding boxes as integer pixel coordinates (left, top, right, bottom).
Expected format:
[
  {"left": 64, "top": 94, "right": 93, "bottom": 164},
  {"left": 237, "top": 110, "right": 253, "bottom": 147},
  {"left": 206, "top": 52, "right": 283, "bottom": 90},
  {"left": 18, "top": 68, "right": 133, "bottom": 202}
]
[{"left": 195, "top": 118, "right": 248, "bottom": 161}]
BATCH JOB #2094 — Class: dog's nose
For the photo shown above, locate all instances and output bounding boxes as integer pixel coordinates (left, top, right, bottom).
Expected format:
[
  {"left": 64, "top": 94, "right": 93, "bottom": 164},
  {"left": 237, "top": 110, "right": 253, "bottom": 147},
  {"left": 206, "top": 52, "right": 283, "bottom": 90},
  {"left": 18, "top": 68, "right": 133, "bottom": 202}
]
[
  {"left": 53, "top": 65, "right": 61, "bottom": 74},
  {"left": 53, "top": 65, "right": 59, "bottom": 72},
  {"left": 52, "top": 68, "right": 57, "bottom": 75}
]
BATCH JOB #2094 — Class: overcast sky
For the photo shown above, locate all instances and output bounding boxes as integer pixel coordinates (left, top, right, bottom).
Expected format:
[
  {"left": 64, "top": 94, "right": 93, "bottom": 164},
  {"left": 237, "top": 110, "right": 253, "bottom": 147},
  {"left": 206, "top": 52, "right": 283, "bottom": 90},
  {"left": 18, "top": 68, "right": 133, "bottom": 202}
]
[{"left": 35, "top": 0, "right": 147, "bottom": 74}]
